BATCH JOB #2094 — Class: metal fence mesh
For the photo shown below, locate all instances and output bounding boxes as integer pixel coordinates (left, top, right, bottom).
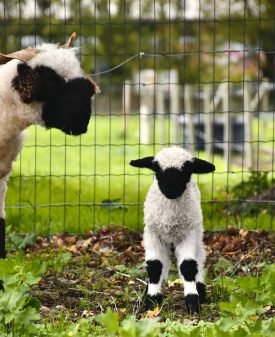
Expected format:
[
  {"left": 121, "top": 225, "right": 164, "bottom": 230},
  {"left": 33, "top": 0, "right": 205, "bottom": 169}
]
[{"left": 1, "top": 0, "right": 274, "bottom": 234}]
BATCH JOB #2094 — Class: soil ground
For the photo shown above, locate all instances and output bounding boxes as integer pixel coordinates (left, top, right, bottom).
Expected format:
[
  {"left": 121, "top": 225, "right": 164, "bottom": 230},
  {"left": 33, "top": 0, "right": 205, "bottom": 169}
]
[{"left": 25, "top": 226, "right": 275, "bottom": 322}]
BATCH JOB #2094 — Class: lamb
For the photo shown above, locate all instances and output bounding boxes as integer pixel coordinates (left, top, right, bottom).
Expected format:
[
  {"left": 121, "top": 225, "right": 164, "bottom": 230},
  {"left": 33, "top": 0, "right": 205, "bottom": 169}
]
[
  {"left": 0, "top": 33, "right": 98, "bottom": 259},
  {"left": 130, "top": 146, "right": 215, "bottom": 313}
]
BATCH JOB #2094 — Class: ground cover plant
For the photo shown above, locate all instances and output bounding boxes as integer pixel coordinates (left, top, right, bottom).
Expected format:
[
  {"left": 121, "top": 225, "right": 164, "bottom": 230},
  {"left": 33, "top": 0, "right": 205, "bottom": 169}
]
[
  {"left": 6, "top": 115, "right": 274, "bottom": 235},
  {"left": 1, "top": 226, "right": 274, "bottom": 336}
]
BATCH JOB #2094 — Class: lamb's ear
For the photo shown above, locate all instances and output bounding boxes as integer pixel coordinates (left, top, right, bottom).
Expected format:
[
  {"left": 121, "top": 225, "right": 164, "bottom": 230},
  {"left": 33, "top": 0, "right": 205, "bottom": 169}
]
[
  {"left": 130, "top": 156, "right": 156, "bottom": 170},
  {"left": 12, "top": 63, "right": 40, "bottom": 104},
  {"left": 192, "top": 158, "right": 215, "bottom": 174}
]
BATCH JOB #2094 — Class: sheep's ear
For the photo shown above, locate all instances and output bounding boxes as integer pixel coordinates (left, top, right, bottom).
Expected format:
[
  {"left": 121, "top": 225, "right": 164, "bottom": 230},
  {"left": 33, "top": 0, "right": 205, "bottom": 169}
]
[
  {"left": 0, "top": 47, "right": 39, "bottom": 64},
  {"left": 192, "top": 158, "right": 215, "bottom": 174},
  {"left": 130, "top": 156, "right": 156, "bottom": 170},
  {"left": 12, "top": 63, "right": 40, "bottom": 104}
]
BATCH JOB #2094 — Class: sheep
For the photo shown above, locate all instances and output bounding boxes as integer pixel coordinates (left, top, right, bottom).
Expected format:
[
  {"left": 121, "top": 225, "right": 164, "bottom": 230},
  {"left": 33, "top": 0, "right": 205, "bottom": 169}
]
[
  {"left": 130, "top": 146, "right": 215, "bottom": 313},
  {"left": 0, "top": 33, "right": 98, "bottom": 259}
]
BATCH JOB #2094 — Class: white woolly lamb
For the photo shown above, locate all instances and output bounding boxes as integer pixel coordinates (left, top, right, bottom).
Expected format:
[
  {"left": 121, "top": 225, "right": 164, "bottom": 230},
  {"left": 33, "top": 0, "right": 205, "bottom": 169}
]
[
  {"left": 130, "top": 146, "right": 215, "bottom": 313},
  {"left": 0, "top": 33, "right": 98, "bottom": 259}
]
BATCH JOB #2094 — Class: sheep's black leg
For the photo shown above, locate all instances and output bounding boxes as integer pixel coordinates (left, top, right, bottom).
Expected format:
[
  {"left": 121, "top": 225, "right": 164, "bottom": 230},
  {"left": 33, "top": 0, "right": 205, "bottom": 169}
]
[
  {"left": 145, "top": 259, "right": 164, "bottom": 310},
  {"left": 195, "top": 236, "right": 207, "bottom": 304},
  {"left": 143, "top": 229, "right": 171, "bottom": 311},
  {"left": 196, "top": 282, "right": 206, "bottom": 304},
  {"left": 180, "top": 259, "right": 200, "bottom": 313},
  {"left": 0, "top": 218, "right": 5, "bottom": 259},
  {"left": 175, "top": 234, "right": 201, "bottom": 314},
  {"left": 0, "top": 218, "right": 5, "bottom": 291}
]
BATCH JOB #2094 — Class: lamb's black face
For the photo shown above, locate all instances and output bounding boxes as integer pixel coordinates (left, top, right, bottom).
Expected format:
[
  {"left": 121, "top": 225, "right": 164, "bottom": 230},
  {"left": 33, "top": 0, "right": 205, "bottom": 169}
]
[
  {"left": 130, "top": 155, "right": 215, "bottom": 200},
  {"left": 155, "top": 163, "right": 193, "bottom": 199},
  {"left": 12, "top": 64, "right": 97, "bottom": 136}
]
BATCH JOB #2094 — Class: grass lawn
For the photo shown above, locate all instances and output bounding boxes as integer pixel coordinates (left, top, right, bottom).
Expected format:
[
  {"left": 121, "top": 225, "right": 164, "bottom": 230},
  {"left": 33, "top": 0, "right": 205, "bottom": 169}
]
[{"left": 6, "top": 114, "right": 274, "bottom": 235}]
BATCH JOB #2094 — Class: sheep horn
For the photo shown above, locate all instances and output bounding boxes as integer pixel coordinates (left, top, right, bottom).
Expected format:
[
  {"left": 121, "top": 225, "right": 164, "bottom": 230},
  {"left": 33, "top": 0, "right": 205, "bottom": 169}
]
[
  {"left": 61, "top": 32, "right": 77, "bottom": 48},
  {"left": 0, "top": 47, "right": 39, "bottom": 65}
]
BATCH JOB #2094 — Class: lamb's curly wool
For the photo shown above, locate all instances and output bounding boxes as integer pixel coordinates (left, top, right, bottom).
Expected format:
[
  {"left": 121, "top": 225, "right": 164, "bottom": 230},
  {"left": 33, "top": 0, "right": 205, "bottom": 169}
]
[
  {"left": 144, "top": 179, "right": 202, "bottom": 244},
  {"left": 0, "top": 37, "right": 97, "bottom": 258},
  {"left": 130, "top": 146, "right": 215, "bottom": 314}
]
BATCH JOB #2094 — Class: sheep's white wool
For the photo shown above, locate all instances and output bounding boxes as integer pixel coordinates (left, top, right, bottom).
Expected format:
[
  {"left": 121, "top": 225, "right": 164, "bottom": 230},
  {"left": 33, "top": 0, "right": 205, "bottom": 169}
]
[
  {"left": 142, "top": 146, "right": 208, "bottom": 310},
  {"left": 28, "top": 44, "right": 83, "bottom": 79},
  {"left": 0, "top": 60, "right": 43, "bottom": 178},
  {"left": 0, "top": 176, "right": 8, "bottom": 218},
  {"left": 0, "top": 44, "right": 85, "bottom": 178},
  {"left": 145, "top": 146, "right": 203, "bottom": 244},
  {"left": 144, "top": 179, "right": 203, "bottom": 244},
  {"left": 154, "top": 146, "right": 193, "bottom": 170},
  {"left": 0, "top": 38, "right": 96, "bottom": 260}
]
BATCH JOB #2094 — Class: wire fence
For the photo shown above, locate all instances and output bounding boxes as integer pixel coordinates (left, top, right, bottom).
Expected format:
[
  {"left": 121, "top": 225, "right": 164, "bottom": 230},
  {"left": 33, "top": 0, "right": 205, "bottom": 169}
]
[{"left": 1, "top": 0, "right": 274, "bottom": 234}]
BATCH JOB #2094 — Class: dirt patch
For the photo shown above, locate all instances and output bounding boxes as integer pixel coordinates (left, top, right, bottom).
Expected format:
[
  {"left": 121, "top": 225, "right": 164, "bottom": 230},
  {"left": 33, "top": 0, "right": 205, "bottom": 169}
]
[{"left": 27, "top": 226, "right": 274, "bottom": 321}]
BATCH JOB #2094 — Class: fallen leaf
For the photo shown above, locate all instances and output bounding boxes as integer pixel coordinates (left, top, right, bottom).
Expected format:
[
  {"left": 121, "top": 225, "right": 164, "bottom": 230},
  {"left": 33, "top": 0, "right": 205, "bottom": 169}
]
[
  {"left": 93, "top": 242, "right": 101, "bottom": 252},
  {"left": 64, "top": 236, "right": 77, "bottom": 244},
  {"left": 147, "top": 306, "right": 160, "bottom": 318},
  {"left": 81, "top": 310, "right": 93, "bottom": 318},
  {"left": 51, "top": 236, "right": 64, "bottom": 248},
  {"left": 239, "top": 228, "right": 249, "bottom": 238},
  {"left": 67, "top": 245, "right": 78, "bottom": 254},
  {"left": 168, "top": 279, "right": 183, "bottom": 287},
  {"left": 263, "top": 305, "right": 271, "bottom": 312}
]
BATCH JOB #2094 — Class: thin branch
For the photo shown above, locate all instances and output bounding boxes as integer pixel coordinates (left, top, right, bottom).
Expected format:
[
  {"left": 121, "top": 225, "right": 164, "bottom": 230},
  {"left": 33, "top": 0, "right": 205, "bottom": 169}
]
[{"left": 107, "top": 267, "right": 147, "bottom": 285}]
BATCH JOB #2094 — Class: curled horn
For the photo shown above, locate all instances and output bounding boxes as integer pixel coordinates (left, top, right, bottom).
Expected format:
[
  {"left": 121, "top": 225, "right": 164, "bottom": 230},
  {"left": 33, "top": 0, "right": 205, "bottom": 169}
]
[
  {"left": 61, "top": 32, "right": 77, "bottom": 48},
  {"left": 0, "top": 47, "right": 39, "bottom": 65}
]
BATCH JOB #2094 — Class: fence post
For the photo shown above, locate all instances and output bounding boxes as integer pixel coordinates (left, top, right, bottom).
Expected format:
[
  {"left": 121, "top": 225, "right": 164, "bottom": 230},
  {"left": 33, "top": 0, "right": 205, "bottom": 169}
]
[
  {"left": 261, "top": 81, "right": 269, "bottom": 133},
  {"left": 123, "top": 81, "right": 131, "bottom": 136},
  {"left": 156, "top": 85, "right": 166, "bottom": 145},
  {"left": 222, "top": 82, "right": 232, "bottom": 171},
  {"left": 140, "top": 87, "right": 153, "bottom": 144},
  {"left": 170, "top": 84, "right": 181, "bottom": 145},
  {"left": 244, "top": 81, "right": 254, "bottom": 168},
  {"left": 203, "top": 84, "right": 213, "bottom": 161},
  {"left": 184, "top": 85, "right": 195, "bottom": 152}
]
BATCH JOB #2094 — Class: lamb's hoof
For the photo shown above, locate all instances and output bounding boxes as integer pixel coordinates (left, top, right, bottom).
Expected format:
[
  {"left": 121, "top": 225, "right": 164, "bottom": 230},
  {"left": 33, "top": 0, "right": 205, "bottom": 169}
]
[
  {"left": 185, "top": 294, "right": 200, "bottom": 313},
  {"left": 145, "top": 293, "right": 163, "bottom": 311},
  {"left": 196, "top": 282, "right": 207, "bottom": 304},
  {"left": 0, "top": 280, "right": 3, "bottom": 292}
]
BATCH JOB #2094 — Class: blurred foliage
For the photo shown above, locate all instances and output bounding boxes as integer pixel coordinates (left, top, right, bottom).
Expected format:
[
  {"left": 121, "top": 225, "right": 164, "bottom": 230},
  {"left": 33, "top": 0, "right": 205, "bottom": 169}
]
[
  {"left": 231, "top": 171, "right": 275, "bottom": 216},
  {"left": 1, "top": 0, "right": 275, "bottom": 83}
]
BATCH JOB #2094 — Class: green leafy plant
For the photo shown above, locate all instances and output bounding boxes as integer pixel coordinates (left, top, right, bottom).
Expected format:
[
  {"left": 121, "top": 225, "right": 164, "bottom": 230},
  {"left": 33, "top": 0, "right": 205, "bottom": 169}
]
[
  {"left": 231, "top": 171, "right": 274, "bottom": 216},
  {"left": 0, "top": 254, "right": 44, "bottom": 336},
  {"left": 6, "top": 225, "right": 36, "bottom": 253},
  {"left": 96, "top": 308, "right": 160, "bottom": 337}
]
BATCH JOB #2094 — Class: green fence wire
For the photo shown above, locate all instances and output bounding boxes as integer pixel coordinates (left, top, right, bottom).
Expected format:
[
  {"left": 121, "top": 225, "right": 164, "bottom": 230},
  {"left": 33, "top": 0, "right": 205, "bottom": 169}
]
[{"left": 1, "top": 0, "right": 274, "bottom": 234}]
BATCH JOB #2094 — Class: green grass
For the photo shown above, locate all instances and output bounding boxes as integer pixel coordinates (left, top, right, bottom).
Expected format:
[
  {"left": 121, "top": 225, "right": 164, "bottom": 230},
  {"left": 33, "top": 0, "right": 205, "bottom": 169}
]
[{"left": 6, "top": 114, "right": 274, "bottom": 235}]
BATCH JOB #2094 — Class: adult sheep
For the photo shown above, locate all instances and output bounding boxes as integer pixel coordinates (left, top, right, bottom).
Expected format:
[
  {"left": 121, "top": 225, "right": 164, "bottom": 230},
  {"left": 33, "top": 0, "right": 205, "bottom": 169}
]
[
  {"left": 0, "top": 33, "right": 98, "bottom": 259},
  {"left": 130, "top": 146, "right": 215, "bottom": 313}
]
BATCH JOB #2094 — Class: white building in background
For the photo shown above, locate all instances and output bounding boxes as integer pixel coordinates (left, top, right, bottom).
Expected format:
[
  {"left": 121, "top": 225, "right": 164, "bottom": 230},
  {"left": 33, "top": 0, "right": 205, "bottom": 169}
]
[{"left": 0, "top": 0, "right": 263, "bottom": 20}]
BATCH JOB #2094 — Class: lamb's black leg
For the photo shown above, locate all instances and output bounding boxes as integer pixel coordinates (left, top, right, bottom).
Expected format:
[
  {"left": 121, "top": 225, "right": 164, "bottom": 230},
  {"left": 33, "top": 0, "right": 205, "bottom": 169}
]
[
  {"left": 180, "top": 259, "right": 201, "bottom": 313},
  {"left": 145, "top": 259, "right": 164, "bottom": 310},
  {"left": 196, "top": 282, "right": 206, "bottom": 304},
  {"left": 0, "top": 218, "right": 5, "bottom": 259}
]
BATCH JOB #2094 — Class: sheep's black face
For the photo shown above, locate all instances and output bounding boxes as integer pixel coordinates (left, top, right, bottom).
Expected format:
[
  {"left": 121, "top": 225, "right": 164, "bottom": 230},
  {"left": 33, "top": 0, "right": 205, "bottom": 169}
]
[
  {"left": 129, "top": 154, "right": 215, "bottom": 199},
  {"left": 41, "top": 76, "right": 93, "bottom": 135},
  {"left": 155, "top": 162, "right": 193, "bottom": 199},
  {"left": 12, "top": 64, "right": 96, "bottom": 136}
]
